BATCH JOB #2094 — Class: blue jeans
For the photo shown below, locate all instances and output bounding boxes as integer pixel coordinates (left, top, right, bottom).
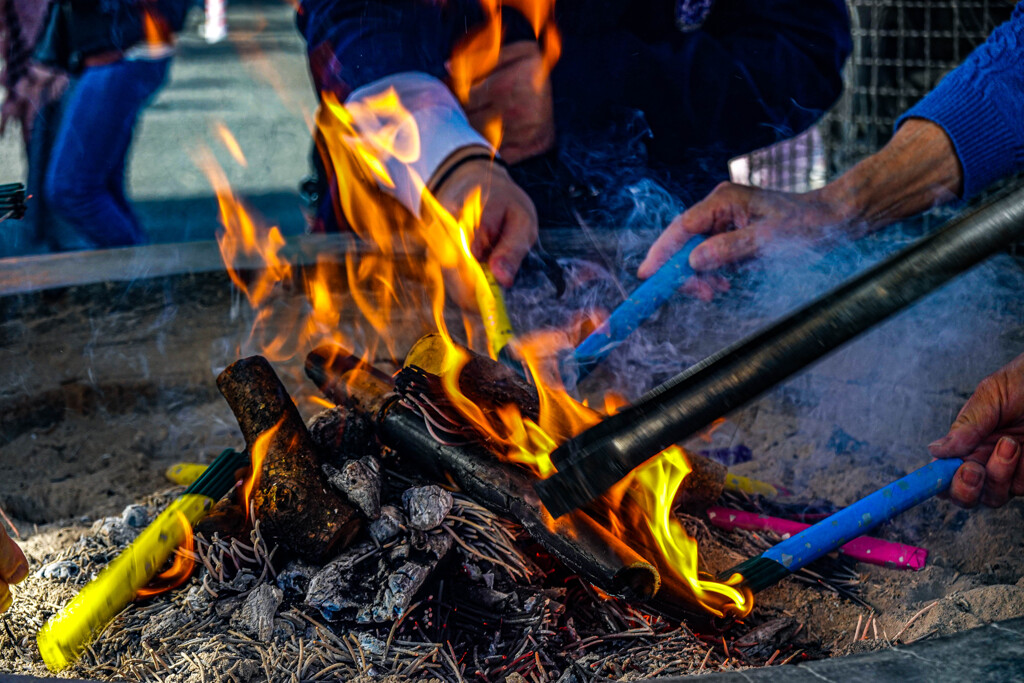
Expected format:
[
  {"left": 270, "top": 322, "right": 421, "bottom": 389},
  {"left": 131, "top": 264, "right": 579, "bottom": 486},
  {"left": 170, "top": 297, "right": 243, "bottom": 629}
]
[{"left": 45, "top": 57, "right": 170, "bottom": 248}]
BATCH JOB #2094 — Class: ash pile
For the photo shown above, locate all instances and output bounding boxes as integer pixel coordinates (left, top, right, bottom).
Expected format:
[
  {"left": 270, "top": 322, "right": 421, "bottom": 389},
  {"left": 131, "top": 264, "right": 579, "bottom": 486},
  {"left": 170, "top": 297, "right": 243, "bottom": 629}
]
[{"left": 0, "top": 345, "right": 863, "bottom": 682}]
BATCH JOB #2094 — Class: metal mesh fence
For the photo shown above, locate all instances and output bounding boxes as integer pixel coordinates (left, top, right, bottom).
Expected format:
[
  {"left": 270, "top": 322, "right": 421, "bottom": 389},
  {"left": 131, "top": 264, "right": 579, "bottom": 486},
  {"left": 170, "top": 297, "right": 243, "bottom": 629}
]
[{"left": 734, "top": 1, "right": 1017, "bottom": 198}]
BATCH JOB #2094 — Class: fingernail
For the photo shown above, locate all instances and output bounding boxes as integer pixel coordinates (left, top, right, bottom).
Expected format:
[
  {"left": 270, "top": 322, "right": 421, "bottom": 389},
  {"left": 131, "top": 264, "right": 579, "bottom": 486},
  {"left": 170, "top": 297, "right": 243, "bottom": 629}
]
[
  {"left": 928, "top": 436, "right": 951, "bottom": 451},
  {"left": 11, "top": 560, "right": 28, "bottom": 584},
  {"left": 997, "top": 436, "right": 1019, "bottom": 461},
  {"left": 492, "top": 259, "right": 511, "bottom": 285},
  {"left": 960, "top": 465, "right": 983, "bottom": 487},
  {"left": 690, "top": 247, "right": 711, "bottom": 271}
]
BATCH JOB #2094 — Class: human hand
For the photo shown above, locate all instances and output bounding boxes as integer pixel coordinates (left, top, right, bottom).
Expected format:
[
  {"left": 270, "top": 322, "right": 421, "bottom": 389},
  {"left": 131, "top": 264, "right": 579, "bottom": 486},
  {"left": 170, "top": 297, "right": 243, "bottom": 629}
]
[
  {"left": 929, "top": 352, "right": 1024, "bottom": 508},
  {"left": 0, "top": 525, "right": 28, "bottom": 613},
  {"left": 463, "top": 41, "right": 555, "bottom": 164},
  {"left": 638, "top": 182, "right": 852, "bottom": 277},
  {"left": 432, "top": 148, "right": 538, "bottom": 291}
]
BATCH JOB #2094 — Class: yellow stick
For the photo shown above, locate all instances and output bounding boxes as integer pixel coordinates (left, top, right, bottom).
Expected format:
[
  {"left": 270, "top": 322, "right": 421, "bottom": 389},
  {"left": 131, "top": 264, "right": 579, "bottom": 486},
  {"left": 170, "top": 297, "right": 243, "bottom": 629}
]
[
  {"left": 165, "top": 463, "right": 209, "bottom": 487},
  {"left": 475, "top": 266, "right": 515, "bottom": 359},
  {"left": 37, "top": 493, "right": 214, "bottom": 671},
  {"left": 723, "top": 473, "right": 779, "bottom": 498}
]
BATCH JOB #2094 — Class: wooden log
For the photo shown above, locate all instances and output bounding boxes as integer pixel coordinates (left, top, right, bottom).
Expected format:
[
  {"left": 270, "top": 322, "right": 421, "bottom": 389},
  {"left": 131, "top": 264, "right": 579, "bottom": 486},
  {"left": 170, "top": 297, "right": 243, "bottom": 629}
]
[
  {"left": 217, "top": 356, "right": 361, "bottom": 562},
  {"left": 404, "top": 333, "right": 540, "bottom": 421},
  {"left": 305, "top": 345, "right": 661, "bottom": 601},
  {"left": 403, "top": 335, "right": 724, "bottom": 512}
]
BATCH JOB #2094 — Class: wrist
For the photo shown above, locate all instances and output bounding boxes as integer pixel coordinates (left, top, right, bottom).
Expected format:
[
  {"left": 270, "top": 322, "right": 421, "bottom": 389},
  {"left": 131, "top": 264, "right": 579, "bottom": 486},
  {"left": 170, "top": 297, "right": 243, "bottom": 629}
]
[{"left": 429, "top": 146, "right": 507, "bottom": 195}]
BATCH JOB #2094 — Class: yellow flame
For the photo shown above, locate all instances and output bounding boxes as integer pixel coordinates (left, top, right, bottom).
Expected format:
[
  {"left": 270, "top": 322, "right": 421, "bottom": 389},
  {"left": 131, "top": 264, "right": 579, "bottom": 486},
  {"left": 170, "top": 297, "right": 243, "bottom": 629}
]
[
  {"left": 241, "top": 417, "right": 285, "bottom": 518},
  {"left": 214, "top": 123, "right": 248, "bottom": 167},
  {"left": 203, "top": 35, "right": 750, "bottom": 616}
]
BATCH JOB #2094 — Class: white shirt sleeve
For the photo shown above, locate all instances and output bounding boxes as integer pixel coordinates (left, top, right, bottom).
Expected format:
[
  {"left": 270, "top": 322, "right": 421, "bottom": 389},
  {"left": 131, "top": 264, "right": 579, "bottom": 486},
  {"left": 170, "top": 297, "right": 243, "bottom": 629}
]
[{"left": 345, "top": 72, "right": 495, "bottom": 215}]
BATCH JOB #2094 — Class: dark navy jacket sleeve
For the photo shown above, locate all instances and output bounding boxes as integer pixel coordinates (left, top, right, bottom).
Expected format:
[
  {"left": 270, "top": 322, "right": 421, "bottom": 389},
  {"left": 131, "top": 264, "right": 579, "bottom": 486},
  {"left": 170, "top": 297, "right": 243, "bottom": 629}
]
[
  {"left": 896, "top": 6, "right": 1024, "bottom": 199},
  {"left": 298, "top": 0, "right": 851, "bottom": 159}
]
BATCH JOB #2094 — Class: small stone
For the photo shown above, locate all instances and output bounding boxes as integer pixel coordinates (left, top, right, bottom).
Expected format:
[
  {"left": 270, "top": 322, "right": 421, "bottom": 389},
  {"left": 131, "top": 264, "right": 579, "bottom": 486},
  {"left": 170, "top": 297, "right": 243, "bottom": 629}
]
[
  {"left": 358, "top": 633, "right": 387, "bottom": 656},
  {"left": 229, "top": 570, "right": 258, "bottom": 593},
  {"left": 94, "top": 516, "right": 139, "bottom": 546},
  {"left": 323, "top": 456, "right": 382, "bottom": 520},
  {"left": 306, "top": 541, "right": 383, "bottom": 621},
  {"left": 276, "top": 559, "right": 318, "bottom": 599},
  {"left": 185, "top": 585, "right": 212, "bottom": 613},
  {"left": 121, "top": 504, "right": 150, "bottom": 528},
  {"left": 232, "top": 584, "right": 283, "bottom": 643},
  {"left": 368, "top": 505, "right": 404, "bottom": 543},
  {"left": 372, "top": 561, "right": 431, "bottom": 622},
  {"left": 37, "top": 560, "right": 79, "bottom": 581},
  {"left": 402, "top": 485, "right": 453, "bottom": 531}
]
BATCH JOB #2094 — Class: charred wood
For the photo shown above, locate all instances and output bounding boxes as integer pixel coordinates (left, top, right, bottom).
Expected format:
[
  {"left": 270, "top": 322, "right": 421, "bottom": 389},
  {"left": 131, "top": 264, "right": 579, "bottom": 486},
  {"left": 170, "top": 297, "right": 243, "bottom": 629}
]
[{"left": 217, "top": 356, "right": 361, "bottom": 562}]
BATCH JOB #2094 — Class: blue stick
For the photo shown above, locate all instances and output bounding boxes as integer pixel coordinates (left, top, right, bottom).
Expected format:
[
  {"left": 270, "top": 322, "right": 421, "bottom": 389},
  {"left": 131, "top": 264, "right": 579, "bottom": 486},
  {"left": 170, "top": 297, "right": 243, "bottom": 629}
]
[
  {"left": 570, "top": 235, "right": 706, "bottom": 382},
  {"left": 725, "top": 458, "right": 963, "bottom": 592}
]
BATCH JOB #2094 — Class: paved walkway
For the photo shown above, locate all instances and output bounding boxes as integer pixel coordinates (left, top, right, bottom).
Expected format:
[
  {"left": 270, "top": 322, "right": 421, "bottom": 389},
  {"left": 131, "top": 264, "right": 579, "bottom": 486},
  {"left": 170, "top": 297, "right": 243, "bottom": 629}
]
[{"left": 0, "top": 0, "right": 316, "bottom": 254}]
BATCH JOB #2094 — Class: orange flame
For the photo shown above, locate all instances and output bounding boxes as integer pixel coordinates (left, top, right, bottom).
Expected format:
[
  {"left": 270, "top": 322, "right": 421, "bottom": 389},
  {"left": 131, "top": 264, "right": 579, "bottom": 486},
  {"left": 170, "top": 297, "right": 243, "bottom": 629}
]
[
  {"left": 215, "top": 123, "right": 248, "bottom": 167},
  {"left": 136, "top": 511, "right": 196, "bottom": 598},
  {"left": 241, "top": 417, "right": 285, "bottom": 518},
  {"left": 205, "top": 37, "right": 749, "bottom": 617}
]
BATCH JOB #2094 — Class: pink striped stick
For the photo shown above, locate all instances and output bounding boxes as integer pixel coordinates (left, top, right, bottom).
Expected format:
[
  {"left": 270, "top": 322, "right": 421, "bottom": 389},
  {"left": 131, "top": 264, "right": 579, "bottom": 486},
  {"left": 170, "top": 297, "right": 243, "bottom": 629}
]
[{"left": 707, "top": 506, "right": 928, "bottom": 570}]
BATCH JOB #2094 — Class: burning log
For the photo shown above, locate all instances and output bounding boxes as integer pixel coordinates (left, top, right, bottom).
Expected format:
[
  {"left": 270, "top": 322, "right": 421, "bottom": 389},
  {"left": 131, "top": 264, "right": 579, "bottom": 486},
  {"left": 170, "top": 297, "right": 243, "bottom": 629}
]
[
  {"left": 305, "top": 344, "right": 661, "bottom": 601},
  {"left": 217, "top": 356, "right": 361, "bottom": 562},
  {"left": 405, "top": 333, "right": 540, "bottom": 421},
  {"left": 402, "top": 334, "right": 725, "bottom": 512}
]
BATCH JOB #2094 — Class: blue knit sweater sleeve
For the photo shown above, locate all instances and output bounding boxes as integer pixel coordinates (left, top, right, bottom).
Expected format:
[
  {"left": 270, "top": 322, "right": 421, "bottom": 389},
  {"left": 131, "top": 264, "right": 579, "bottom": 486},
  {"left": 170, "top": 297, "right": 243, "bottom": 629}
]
[{"left": 897, "top": 6, "right": 1024, "bottom": 199}]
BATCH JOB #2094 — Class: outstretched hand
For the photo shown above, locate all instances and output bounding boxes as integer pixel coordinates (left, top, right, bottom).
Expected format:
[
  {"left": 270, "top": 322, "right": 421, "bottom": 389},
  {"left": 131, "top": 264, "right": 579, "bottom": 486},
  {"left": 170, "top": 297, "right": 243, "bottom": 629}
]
[
  {"left": 929, "top": 352, "right": 1024, "bottom": 508},
  {"left": 638, "top": 182, "right": 851, "bottom": 278},
  {"left": 0, "top": 525, "right": 28, "bottom": 613}
]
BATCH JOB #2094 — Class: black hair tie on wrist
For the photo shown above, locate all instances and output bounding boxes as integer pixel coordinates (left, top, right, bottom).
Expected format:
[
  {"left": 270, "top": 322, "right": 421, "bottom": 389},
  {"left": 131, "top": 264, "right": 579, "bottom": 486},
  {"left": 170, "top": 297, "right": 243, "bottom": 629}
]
[{"left": 431, "top": 153, "right": 509, "bottom": 194}]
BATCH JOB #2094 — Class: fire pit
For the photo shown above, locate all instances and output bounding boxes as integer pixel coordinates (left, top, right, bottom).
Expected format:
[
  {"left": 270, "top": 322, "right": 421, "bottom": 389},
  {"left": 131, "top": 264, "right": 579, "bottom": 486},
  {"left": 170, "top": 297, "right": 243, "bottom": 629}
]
[{"left": 2, "top": 222, "right": 1024, "bottom": 681}]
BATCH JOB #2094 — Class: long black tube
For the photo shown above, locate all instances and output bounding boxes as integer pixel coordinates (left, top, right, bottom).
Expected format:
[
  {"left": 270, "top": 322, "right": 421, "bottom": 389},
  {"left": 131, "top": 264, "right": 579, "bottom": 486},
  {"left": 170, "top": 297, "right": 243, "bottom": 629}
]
[{"left": 537, "top": 185, "right": 1024, "bottom": 518}]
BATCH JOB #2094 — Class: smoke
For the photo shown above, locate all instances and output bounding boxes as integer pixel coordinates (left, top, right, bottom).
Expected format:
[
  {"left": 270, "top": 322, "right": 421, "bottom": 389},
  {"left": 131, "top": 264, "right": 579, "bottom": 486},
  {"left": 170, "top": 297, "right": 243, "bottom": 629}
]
[{"left": 504, "top": 155, "right": 1024, "bottom": 497}]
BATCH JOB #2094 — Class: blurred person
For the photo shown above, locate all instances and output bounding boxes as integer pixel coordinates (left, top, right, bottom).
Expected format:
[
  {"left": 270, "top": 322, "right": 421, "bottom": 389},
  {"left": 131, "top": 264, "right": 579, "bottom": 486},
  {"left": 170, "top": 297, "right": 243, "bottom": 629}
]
[
  {"left": 930, "top": 352, "right": 1024, "bottom": 510},
  {"left": 36, "top": 0, "right": 190, "bottom": 248},
  {"left": 1, "top": 0, "right": 66, "bottom": 148},
  {"left": 0, "top": 524, "right": 28, "bottom": 614},
  {"left": 638, "top": 5, "right": 1024, "bottom": 279},
  {"left": 0, "top": 0, "right": 73, "bottom": 255},
  {"left": 198, "top": 0, "right": 226, "bottom": 43},
  {"left": 298, "top": 0, "right": 852, "bottom": 287}
]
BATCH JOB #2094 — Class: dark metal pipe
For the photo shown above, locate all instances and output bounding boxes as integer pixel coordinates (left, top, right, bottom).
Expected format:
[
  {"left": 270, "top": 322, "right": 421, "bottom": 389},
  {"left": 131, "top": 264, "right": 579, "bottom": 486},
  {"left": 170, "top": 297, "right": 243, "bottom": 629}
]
[{"left": 537, "top": 185, "right": 1024, "bottom": 518}]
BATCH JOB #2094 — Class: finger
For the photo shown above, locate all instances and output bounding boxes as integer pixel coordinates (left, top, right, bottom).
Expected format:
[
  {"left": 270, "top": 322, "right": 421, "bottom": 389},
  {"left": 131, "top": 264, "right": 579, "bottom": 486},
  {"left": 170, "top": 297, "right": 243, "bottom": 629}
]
[
  {"left": 472, "top": 202, "right": 503, "bottom": 261},
  {"left": 929, "top": 378, "right": 1002, "bottom": 458},
  {"left": 638, "top": 214, "right": 697, "bottom": 279},
  {"left": 487, "top": 203, "right": 537, "bottom": 287},
  {"left": 948, "top": 460, "right": 986, "bottom": 508},
  {"left": 688, "top": 228, "right": 763, "bottom": 271},
  {"left": 0, "top": 529, "right": 28, "bottom": 584},
  {"left": 980, "top": 436, "right": 1020, "bottom": 507},
  {"left": 639, "top": 184, "right": 749, "bottom": 278},
  {"left": 680, "top": 277, "right": 715, "bottom": 302}
]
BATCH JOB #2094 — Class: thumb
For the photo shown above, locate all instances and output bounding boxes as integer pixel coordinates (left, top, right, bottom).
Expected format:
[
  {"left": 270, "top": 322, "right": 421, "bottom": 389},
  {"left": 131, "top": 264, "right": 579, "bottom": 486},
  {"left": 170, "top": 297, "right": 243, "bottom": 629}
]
[{"left": 929, "top": 387, "right": 1001, "bottom": 458}]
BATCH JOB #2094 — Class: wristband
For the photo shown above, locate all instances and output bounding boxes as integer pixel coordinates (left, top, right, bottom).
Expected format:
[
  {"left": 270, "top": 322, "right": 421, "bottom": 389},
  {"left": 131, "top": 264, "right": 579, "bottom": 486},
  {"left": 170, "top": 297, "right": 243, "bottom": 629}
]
[{"left": 431, "top": 153, "right": 509, "bottom": 194}]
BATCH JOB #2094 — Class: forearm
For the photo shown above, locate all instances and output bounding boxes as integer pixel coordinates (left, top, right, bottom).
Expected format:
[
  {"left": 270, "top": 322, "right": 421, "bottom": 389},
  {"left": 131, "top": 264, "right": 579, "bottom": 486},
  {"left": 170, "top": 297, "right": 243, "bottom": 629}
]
[{"left": 817, "top": 118, "right": 964, "bottom": 235}]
